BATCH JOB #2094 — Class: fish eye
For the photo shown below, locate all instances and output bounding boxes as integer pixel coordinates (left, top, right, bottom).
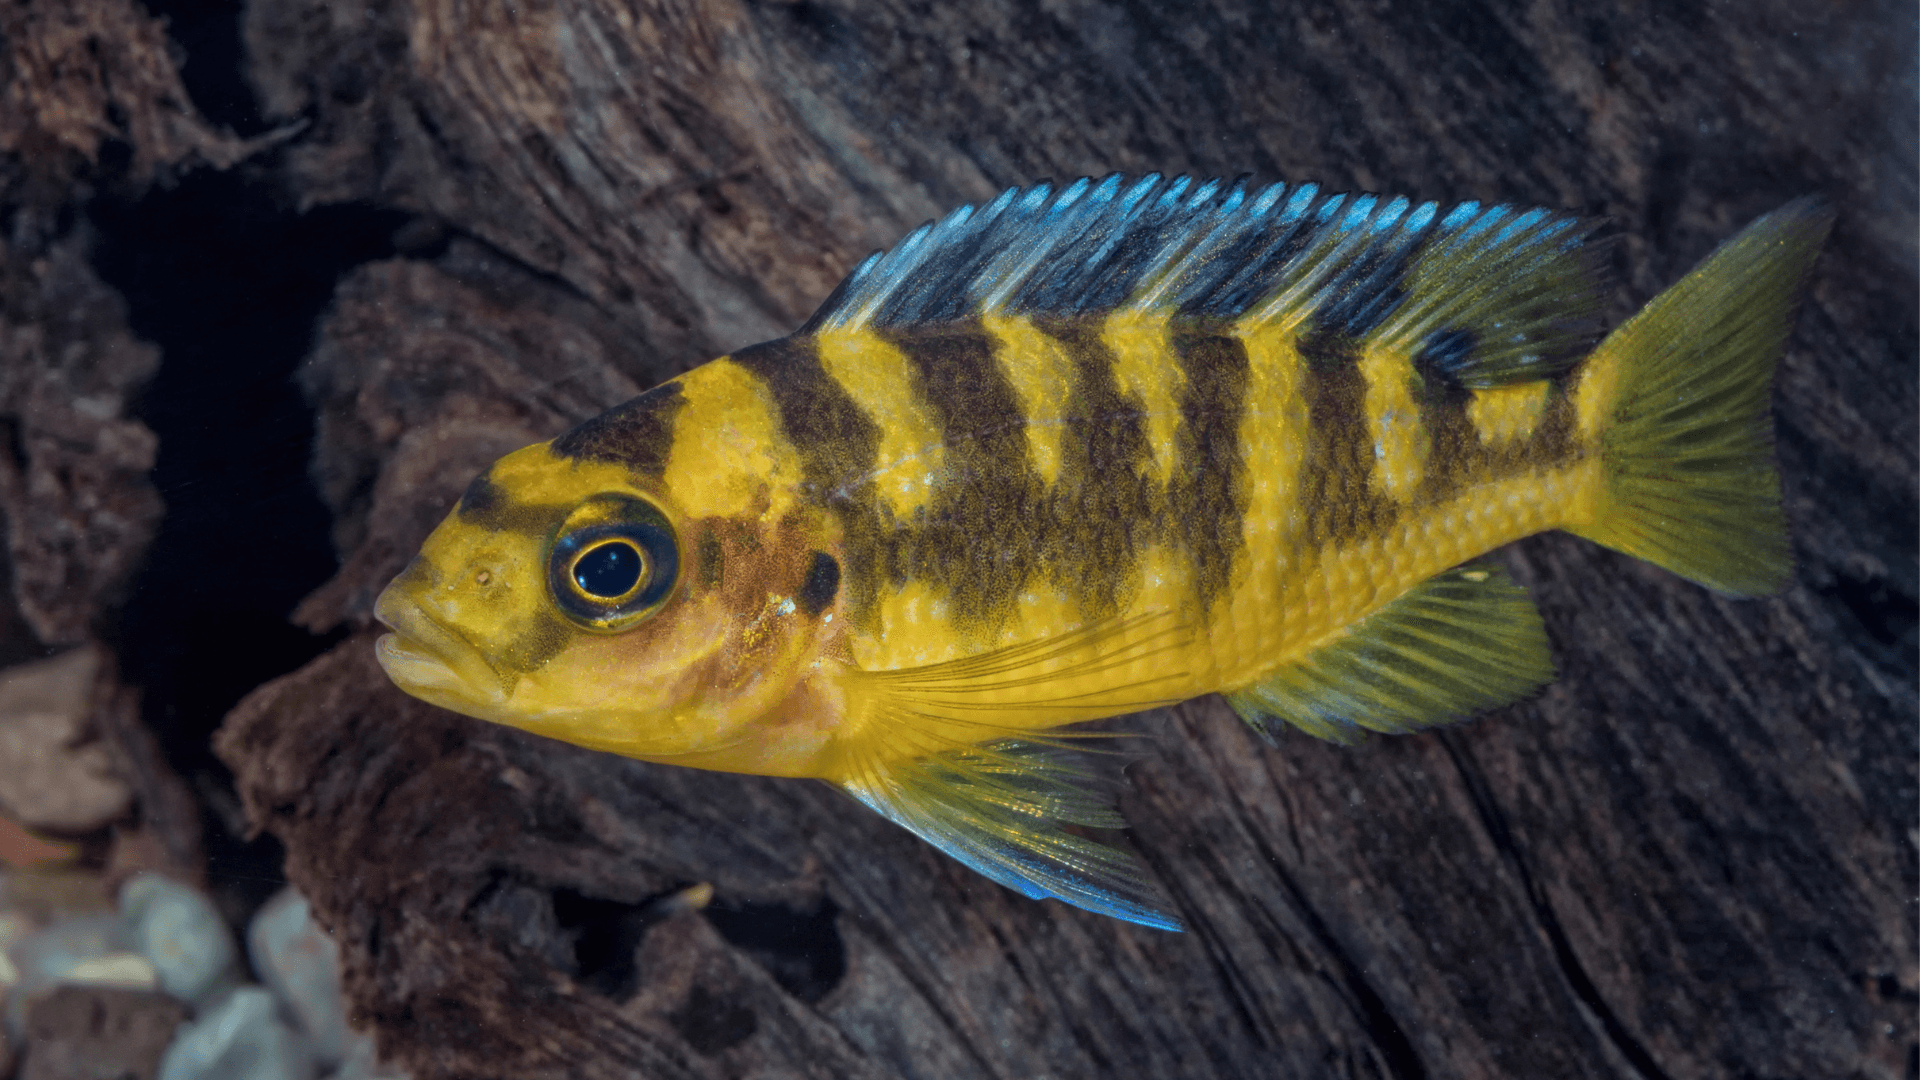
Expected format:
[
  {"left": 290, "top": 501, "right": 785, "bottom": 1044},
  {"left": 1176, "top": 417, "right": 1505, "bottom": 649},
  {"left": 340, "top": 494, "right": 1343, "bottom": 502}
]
[
  {"left": 571, "top": 540, "right": 644, "bottom": 599},
  {"left": 547, "top": 495, "right": 679, "bottom": 631}
]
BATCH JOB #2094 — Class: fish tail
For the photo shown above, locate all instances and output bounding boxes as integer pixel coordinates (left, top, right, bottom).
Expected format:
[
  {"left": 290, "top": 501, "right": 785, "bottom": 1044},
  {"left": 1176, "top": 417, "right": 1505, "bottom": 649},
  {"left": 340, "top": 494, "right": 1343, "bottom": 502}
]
[{"left": 1567, "top": 199, "right": 1833, "bottom": 596}]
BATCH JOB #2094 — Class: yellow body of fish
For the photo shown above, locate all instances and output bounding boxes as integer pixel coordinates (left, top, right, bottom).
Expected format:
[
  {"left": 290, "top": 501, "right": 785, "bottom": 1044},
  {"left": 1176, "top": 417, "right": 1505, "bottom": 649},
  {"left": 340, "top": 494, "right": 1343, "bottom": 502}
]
[{"left": 374, "top": 175, "right": 1830, "bottom": 929}]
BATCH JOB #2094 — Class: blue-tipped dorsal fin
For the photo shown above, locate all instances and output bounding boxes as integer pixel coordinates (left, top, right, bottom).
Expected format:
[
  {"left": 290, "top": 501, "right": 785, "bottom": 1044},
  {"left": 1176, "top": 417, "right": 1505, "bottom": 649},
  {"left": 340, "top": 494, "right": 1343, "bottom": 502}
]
[{"left": 803, "top": 173, "right": 1608, "bottom": 386}]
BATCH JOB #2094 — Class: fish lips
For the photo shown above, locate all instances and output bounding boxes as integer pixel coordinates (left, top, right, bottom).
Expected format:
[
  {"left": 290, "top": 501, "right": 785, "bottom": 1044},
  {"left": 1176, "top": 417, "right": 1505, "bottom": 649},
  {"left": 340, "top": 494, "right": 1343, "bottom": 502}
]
[{"left": 372, "top": 582, "right": 509, "bottom": 710}]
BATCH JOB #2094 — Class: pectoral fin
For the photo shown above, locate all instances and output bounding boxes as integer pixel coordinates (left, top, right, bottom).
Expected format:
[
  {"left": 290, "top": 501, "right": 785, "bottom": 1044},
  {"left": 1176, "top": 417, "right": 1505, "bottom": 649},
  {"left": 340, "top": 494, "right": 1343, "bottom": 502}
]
[
  {"left": 1225, "top": 559, "right": 1555, "bottom": 745},
  {"left": 853, "top": 611, "right": 1195, "bottom": 746}
]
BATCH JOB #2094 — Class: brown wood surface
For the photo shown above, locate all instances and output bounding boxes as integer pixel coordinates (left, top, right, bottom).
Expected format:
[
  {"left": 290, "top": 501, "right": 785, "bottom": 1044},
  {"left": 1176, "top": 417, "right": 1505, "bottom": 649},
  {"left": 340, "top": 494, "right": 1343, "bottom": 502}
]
[{"left": 2, "top": 0, "right": 1912, "bottom": 1077}]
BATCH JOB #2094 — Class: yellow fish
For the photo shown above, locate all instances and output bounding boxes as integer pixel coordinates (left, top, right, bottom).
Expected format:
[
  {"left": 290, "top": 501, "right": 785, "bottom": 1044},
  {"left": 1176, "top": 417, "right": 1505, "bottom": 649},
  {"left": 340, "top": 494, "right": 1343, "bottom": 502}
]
[{"left": 373, "top": 175, "right": 1830, "bottom": 930}]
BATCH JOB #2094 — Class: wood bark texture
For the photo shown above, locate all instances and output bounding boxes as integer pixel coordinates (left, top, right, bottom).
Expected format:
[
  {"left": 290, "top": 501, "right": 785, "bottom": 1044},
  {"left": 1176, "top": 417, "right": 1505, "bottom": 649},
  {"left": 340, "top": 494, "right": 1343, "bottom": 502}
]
[
  {"left": 0, "top": 0, "right": 224, "bottom": 886},
  {"left": 0, "top": 0, "right": 207, "bottom": 649},
  {"left": 55, "top": 0, "right": 1911, "bottom": 1077}
]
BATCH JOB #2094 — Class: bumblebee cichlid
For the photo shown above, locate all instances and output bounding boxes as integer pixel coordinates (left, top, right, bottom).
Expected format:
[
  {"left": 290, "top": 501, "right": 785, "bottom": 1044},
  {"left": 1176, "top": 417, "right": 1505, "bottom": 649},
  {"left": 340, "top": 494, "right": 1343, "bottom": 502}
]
[{"left": 374, "top": 175, "right": 1831, "bottom": 930}]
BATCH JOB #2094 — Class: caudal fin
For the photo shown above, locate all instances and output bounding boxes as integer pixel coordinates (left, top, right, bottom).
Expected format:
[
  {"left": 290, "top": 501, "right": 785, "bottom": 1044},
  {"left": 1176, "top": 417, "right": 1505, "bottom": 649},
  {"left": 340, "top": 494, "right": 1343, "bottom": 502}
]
[{"left": 1569, "top": 200, "right": 1833, "bottom": 596}]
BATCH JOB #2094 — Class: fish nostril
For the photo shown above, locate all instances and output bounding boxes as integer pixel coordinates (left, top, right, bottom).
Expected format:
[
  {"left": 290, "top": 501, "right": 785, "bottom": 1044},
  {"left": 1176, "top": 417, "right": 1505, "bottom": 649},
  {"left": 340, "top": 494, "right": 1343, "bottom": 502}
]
[{"left": 475, "top": 568, "right": 492, "bottom": 586}]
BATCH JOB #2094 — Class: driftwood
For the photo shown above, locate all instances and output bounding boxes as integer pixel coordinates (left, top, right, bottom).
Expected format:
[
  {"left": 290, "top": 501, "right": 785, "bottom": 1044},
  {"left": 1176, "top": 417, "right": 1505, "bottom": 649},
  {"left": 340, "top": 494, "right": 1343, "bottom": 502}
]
[
  {"left": 0, "top": 0, "right": 237, "bottom": 886},
  {"left": 1, "top": 0, "right": 1912, "bottom": 1077}
]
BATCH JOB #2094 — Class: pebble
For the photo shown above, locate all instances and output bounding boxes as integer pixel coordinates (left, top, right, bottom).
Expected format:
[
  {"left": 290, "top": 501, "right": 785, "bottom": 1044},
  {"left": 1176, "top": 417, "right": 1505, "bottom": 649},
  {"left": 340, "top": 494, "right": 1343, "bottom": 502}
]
[
  {"left": 0, "top": 865, "right": 114, "bottom": 923},
  {"left": 0, "top": 909, "right": 34, "bottom": 987},
  {"left": 0, "top": 646, "right": 132, "bottom": 833},
  {"left": 122, "top": 872, "right": 244, "bottom": 1008},
  {"left": 62, "top": 951, "right": 159, "bottom": 989},
  {"left": 157, "top": 986, "right": 317, "bottom": 1080},
  {"left": 247, "top": 888, "right": 351, "bottom": 1067},
  {"left": 5, "top": 911, "right": 129, "bottom": 1034},
  {"left": 4, "top": 869, "right": 410, "bottom": 1080}
]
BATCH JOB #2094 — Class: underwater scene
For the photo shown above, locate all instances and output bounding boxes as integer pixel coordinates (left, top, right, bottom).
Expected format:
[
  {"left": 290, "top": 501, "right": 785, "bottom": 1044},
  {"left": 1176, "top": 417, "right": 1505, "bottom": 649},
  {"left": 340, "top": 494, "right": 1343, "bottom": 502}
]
[{"left": 0, "top": 2, "right": 1911, "bottom": 1078}]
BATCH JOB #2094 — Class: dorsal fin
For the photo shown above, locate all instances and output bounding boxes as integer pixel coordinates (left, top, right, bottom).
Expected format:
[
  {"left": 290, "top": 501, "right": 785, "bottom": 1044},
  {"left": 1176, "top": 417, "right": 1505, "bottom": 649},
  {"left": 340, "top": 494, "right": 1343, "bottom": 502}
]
[{"left": 802, "top": 173, "right": 1609, "bottom": 385}]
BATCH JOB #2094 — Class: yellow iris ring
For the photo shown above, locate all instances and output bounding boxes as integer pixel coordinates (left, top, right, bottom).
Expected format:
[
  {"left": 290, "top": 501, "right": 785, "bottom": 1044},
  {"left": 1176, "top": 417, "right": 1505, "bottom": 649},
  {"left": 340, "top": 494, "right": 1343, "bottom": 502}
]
[
  {"left": 545, "top": 494, "right": 682, "bottom": 633},
  {"left": 567, "top": 538, "right": 650, "bottom": 606}
]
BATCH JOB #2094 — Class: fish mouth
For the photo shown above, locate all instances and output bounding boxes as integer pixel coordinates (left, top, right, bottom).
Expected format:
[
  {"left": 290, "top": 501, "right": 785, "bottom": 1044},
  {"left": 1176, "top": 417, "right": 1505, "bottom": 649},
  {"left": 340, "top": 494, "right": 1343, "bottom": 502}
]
[{"left": 373, "top": 583, "right": 508, "bottom": 711}]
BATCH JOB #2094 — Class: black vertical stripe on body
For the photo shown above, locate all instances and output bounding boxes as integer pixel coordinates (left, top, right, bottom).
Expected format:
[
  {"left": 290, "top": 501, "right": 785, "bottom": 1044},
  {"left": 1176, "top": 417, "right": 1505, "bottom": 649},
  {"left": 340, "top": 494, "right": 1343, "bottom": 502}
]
[
  {"left": 883, "top": 323, "right": 1045, "bottom": 629},
  {"left": 729, "top": 337, "right": 893, "bottom": 622},
  {"left": 1169, "top": 328, "right": 1250, "bottom": 610},
  {"left": 1407, "top": 323, "right": 1593, "bottom": 504},
  {"left": 550, "top": 381, "right": 686, "bottom": 476},
  {"left": 1296, "top": 331, "right": 1394, "bottom": 544},
  {"left": 1033, "top": 315, "right": 1160, "bottom": 618},
  {"left": 1408, "top": 346, "right": 1478, "bottom": 503},
  {"left": 1528, "top": 376, "right": 1581, "bottom": 467},
  {"left": 1467, "top": 374, "right": 1581, "bottom": 492},
  {"left": 1415, "top": 381, "right": 1477, "bottom": 502},
  {"left": 728, "top": 338, "right": 881, "bottom": 502}
]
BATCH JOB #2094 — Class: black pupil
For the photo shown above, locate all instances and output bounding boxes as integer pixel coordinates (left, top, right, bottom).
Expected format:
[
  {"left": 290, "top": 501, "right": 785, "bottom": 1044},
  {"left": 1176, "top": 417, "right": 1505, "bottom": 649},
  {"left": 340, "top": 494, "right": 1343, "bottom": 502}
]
[{"left": 574, "top": 542, "right": 643, "bottom": 598}]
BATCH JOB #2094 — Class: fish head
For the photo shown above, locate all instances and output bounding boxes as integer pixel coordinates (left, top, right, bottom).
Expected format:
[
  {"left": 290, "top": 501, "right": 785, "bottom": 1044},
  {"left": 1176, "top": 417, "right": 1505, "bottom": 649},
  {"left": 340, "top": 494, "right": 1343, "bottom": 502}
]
[{"left": 373, "top": 438, "right": 844, "bottom": 770}]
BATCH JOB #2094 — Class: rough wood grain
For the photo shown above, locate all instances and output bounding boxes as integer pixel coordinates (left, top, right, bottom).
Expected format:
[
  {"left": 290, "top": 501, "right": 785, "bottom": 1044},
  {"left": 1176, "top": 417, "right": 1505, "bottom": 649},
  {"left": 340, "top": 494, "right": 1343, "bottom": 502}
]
[
  {"left": 0, "top": 228, "right": 160, "bottom": 651},
  {"left": 0, "top": 0, "right": 207, "bottom": 650},
  {"left": 0, "top": 0, "right": 247, "bottom": 209},
  {"left": 210, "top": 1, "right": 1914, "bottom": 1078},
  {"left": 0, "top": 0, "right": 235, "bottom": 881}
]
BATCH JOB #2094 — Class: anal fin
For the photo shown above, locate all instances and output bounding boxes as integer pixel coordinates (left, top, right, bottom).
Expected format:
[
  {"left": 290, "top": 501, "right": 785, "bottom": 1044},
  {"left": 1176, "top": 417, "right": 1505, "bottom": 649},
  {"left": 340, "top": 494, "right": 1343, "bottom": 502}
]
[{"left": 1225, "top": 559, "right": 1554, "bottom": 745}]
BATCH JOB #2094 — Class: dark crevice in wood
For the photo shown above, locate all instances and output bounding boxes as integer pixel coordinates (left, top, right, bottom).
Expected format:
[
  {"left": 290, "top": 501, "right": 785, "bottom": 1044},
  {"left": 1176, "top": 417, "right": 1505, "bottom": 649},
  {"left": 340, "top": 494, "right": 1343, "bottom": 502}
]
[
  {"left": 1131, "top": 831, "right": 1281, "bottom": 1051},
  {"left": 142, "top": 0, "right": 270, "bottom": 136},
  {"left": 1249, "top": 830, "right": 1430, "bottom": 1080},
  {"left": 552, "top": 887, "right": 654, "bottom": 1000},
  {"left": 1438, "top": 733, "right": 1675, "bottom": 1080},
  {"left": 88, "top": 165, "right": 405, "bottom": 915},
  {"left": 702, "top": 895, "right": 847, "bottom": 1004}
]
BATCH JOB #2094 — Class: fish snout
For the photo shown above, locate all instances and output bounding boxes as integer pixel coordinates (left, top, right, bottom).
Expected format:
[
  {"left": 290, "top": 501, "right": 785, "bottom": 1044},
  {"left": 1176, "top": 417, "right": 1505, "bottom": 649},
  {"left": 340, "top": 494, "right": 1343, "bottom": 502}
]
[{"left": 373, "top": 562, "right": 509, "bottom": 710}]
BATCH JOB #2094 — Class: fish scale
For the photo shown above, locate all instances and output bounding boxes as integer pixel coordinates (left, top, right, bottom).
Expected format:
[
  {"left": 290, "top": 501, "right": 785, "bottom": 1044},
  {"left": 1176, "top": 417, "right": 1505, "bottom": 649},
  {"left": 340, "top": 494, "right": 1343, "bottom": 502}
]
[{"left": 372, "top": 175, "right": 1832, "bottom": 930}]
